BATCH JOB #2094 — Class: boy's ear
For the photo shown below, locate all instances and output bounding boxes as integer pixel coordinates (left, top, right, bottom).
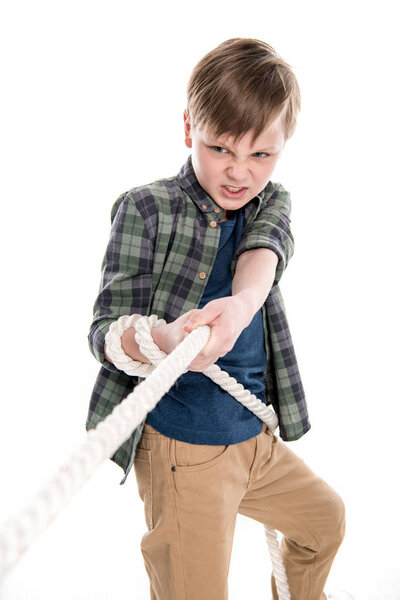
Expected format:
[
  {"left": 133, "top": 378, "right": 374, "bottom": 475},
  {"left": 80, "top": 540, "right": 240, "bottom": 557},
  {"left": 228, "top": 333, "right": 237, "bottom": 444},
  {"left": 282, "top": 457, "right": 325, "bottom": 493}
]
[{"left": 183, "top": 110, "right": 192, "bottom": 148}]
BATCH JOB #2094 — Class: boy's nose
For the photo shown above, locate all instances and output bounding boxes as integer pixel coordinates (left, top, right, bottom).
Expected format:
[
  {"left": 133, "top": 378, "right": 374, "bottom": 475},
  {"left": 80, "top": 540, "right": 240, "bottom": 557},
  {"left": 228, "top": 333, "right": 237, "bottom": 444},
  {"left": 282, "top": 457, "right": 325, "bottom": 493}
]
[{"left": 225, "top": 162, "right": 248, "bottom": 183}]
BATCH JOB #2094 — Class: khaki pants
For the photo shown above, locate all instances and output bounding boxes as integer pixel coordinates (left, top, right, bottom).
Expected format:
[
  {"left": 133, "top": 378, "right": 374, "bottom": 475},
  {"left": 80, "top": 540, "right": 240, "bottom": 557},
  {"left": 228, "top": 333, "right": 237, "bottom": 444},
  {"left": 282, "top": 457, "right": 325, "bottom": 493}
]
[{"left": 134, "top": 422, "right": 345, "bottom": 600}]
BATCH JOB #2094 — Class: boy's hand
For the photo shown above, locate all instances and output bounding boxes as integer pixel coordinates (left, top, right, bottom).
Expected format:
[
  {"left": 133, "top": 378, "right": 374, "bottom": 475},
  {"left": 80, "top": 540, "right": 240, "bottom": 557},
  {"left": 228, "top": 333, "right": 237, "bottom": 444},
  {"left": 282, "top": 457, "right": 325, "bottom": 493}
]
[
  {"left": 184, "top": 295, "right": 253, "bottom": 371},
  {"left": 152, "top": 295, "right": 252, "bottom": 372},
  {"left": 151, "top": 309, "right": 199, "bottom": 357}
]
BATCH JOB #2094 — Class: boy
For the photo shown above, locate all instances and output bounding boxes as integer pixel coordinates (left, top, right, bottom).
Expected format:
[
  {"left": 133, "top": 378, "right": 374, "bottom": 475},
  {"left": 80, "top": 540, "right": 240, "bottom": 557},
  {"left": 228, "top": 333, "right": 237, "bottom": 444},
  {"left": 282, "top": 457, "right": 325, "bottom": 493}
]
[{"left": 86, "top": 38, "right": 347, "bottom": 600}]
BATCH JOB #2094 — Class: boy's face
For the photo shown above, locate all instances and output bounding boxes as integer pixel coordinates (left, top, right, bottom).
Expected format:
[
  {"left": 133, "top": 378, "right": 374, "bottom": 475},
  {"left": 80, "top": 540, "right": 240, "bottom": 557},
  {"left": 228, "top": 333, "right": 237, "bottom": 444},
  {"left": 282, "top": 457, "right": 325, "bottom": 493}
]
[{"left": 184, "top": 113, "right": 286, "bottom": 218}]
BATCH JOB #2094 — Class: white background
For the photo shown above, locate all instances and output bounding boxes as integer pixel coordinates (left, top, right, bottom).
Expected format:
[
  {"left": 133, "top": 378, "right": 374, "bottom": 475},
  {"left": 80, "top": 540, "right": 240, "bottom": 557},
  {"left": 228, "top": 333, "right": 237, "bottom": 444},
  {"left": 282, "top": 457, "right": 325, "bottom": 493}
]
[{"left": 0, "top": 1, "right": 399, "bottom": 599}]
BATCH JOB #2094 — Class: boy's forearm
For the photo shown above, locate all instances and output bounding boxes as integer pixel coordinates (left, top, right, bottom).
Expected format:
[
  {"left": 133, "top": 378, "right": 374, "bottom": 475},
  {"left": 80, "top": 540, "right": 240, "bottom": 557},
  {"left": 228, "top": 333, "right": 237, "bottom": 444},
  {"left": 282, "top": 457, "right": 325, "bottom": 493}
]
[{"left": 232, "top": 248, "right": 278, "bottom": 319}]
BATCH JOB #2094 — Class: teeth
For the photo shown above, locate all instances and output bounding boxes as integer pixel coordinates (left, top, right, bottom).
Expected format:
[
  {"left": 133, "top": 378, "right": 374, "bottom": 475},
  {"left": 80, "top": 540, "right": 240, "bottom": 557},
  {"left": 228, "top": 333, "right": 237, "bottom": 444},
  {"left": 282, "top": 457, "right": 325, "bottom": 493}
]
[{"left": 225, "top": 185, "right": 243, "bottom": 192}]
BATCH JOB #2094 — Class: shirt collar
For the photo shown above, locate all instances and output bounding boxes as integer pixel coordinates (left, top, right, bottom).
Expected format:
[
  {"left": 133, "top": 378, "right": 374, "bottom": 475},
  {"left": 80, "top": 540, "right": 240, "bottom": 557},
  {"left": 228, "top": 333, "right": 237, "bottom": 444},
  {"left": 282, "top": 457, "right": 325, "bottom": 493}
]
[
  {"left": 177, "top": 154, "right": 264, "bottom": 215},
  {"left": 177, "top": 155, "right": 217, "bottom": 213}
]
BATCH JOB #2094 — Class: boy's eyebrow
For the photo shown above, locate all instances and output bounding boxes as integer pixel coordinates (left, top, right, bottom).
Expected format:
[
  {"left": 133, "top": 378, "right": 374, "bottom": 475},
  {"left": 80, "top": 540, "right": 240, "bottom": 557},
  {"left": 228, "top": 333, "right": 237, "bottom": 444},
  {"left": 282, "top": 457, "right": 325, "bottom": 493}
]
[{"left": 207, "top": 137, "right": 279, "bottom": 153}]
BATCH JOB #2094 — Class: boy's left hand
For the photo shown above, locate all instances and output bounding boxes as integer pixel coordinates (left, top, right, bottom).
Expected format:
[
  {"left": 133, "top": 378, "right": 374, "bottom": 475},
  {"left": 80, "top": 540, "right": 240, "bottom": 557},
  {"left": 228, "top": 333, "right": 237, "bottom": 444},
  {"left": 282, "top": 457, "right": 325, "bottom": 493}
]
[{"left": 183, "top": 295, "right": 253, "bottom": 372}]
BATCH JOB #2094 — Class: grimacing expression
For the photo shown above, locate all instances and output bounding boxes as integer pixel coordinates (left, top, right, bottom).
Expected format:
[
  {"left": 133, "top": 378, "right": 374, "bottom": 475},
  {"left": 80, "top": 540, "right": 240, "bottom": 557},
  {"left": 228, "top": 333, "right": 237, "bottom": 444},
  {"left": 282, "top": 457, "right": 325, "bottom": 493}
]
[{"left": 184, "top": 113, "right": 286, "bottom": 218}]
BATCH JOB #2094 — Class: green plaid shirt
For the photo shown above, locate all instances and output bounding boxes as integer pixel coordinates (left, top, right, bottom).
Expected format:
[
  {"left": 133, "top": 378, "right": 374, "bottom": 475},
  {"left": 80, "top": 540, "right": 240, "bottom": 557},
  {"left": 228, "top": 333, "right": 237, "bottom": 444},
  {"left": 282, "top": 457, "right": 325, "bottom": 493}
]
[{"left": 86, "top": 155, "right": 310, "bottom": 484}]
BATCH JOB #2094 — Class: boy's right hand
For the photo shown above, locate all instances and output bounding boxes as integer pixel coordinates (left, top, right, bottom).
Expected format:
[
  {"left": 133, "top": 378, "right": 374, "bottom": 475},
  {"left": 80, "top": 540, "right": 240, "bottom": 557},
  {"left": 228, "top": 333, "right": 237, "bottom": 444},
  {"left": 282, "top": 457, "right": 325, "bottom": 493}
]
[{"left": 108, "top": 310, "right": 201, "bottom": 368}]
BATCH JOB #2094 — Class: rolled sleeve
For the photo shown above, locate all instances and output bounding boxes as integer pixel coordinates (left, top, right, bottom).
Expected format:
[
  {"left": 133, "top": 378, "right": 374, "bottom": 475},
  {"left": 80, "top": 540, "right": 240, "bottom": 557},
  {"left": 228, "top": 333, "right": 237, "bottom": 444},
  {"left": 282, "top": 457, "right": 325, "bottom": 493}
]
[
  {"left": 234, "top": 184, "right": 294, "bottom": 286},
  {"left": 88, "top": 192, "right": 154, "bottom": 370}
]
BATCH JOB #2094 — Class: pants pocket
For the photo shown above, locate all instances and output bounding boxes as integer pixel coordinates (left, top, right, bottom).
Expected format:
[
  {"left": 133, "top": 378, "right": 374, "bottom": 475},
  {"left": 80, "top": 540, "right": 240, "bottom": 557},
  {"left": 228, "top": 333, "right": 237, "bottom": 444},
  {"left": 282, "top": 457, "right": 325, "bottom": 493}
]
[
  {"left": 133, "top": 448, "right": 153, "bottom": 530},
  {"left": 170, "top": 438, "right": 230, "bottom": 473}
]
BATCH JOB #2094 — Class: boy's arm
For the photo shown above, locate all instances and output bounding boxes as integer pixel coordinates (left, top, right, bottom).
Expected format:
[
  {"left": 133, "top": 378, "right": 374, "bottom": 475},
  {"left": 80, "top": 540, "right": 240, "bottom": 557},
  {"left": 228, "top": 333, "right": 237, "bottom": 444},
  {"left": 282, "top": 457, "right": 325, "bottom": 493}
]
[
  {"left": 233, "top": 183, "right": 294, "bottom": 287},
  {"left": 182, "top": 247, "right": 278, "bottom": 371},
  {"left": 230, "top": 247, "right": 278, "bottom": 316}
]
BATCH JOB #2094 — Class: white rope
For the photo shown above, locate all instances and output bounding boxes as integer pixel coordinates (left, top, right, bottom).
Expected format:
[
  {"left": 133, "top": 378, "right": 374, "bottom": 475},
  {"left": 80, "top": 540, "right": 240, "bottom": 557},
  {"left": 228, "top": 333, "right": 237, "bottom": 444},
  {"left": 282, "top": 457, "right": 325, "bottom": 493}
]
[
  {"left": 0, "top": 325, "right": 210, "bottom": 580},
  {"left": 107, "top": 314, "right": 290, "bottom": 600},
  {"left": 0, "top": 314, "right": 290, "bottom": 600},
  {"left": 106, "top": 314, "right": 280, "bottom": 432}
]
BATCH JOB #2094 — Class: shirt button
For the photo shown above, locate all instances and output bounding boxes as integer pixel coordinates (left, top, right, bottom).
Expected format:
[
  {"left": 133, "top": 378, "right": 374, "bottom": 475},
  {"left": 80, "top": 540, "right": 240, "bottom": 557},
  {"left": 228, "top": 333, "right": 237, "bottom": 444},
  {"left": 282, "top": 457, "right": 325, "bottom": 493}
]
[
  {"left": 209, "top": 221, "right": 217, "bottom": 228},
  {"left": 214, "top": 207, "right": 221, "bottom": 213},
  {"left": 199, "top": 272, "right": 207, "bottom": 279},
  {"left": 201, "top": 204, "right": 208, "bottom": 210}
]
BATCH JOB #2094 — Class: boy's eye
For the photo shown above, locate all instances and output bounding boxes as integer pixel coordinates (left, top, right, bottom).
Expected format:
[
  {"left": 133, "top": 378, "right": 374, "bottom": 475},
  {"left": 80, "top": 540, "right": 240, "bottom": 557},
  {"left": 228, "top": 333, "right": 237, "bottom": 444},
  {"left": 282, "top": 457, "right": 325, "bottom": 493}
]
[
  {"left": 212, "top": 146, "right": 228, "bottom": 153},
  {"left": 210, "top": 146, "right": 270, "bottom": 158}
]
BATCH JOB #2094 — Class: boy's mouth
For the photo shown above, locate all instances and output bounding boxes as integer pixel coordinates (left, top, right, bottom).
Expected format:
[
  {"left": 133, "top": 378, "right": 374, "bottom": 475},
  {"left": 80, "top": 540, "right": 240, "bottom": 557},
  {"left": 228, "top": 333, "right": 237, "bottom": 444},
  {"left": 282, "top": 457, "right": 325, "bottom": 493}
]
[{"left": 221, "top": 185, "right": 248, "bottom": 199}]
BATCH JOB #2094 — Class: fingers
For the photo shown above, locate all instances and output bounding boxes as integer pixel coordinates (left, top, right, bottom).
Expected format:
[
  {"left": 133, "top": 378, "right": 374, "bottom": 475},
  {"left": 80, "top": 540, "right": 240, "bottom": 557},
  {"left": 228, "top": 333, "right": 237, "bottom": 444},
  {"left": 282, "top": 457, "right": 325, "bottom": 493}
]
[
  {"left": 187, "top": 324, "right": 234, "bottom": 371},
  {"left": 180, "top": 299, "right": 240, "bottom": 370},
  {"left": 184, "top": 304, "right": 221, "bottom": 333},
  {"left": 188, "top": 348, "right": 227, "bottom": 372}
]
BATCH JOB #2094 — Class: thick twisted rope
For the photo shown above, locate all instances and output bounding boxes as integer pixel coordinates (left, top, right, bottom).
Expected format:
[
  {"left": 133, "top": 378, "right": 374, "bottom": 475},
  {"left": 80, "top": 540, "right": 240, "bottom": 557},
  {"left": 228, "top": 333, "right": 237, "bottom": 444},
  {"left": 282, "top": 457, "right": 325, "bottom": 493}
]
[
  {"left": 106, "top": 314, "right": 279, "bottom": 431},
  {"left": 0, "top": 315, "right": 290, "bottom": 600},
  {"left": 0, "top": 325, "right": 210, "bottom": 580},
  {"left": 107, "top": 314, "right": 290, "bottom": 600}
]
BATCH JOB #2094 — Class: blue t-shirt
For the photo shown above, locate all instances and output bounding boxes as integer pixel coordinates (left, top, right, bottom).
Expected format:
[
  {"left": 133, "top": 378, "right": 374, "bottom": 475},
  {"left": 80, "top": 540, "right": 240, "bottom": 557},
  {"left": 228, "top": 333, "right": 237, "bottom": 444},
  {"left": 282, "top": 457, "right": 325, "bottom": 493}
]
[{"left": 145, "top": 208, "right": 267, "bottom": 444}]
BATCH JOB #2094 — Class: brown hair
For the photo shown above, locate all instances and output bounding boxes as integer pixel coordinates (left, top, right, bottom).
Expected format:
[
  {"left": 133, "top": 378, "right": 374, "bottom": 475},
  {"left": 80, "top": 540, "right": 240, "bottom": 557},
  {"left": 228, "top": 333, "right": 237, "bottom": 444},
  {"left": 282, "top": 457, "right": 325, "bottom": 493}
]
[{"left": 186, "top": 38, "right": 301, "bottom": 143}]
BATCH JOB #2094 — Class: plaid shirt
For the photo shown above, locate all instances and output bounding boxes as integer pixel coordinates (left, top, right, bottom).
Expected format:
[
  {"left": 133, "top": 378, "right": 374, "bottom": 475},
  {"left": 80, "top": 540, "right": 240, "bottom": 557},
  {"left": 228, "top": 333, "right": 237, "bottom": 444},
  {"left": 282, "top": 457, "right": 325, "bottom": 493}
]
[{"left": 86, "top": 155, "right": 311, "bottom": 484}]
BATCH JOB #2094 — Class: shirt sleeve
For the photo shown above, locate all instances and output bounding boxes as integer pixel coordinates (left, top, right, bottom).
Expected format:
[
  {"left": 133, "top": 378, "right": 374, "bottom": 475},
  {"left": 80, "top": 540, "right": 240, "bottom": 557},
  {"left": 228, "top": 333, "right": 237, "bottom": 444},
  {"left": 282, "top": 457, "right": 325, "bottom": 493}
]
[
  {"left": 87, "top": 192, "right": 154, "bottom": 371},
  {"left": 233, "top": 183, "right": 294, "bottom": 286}
]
